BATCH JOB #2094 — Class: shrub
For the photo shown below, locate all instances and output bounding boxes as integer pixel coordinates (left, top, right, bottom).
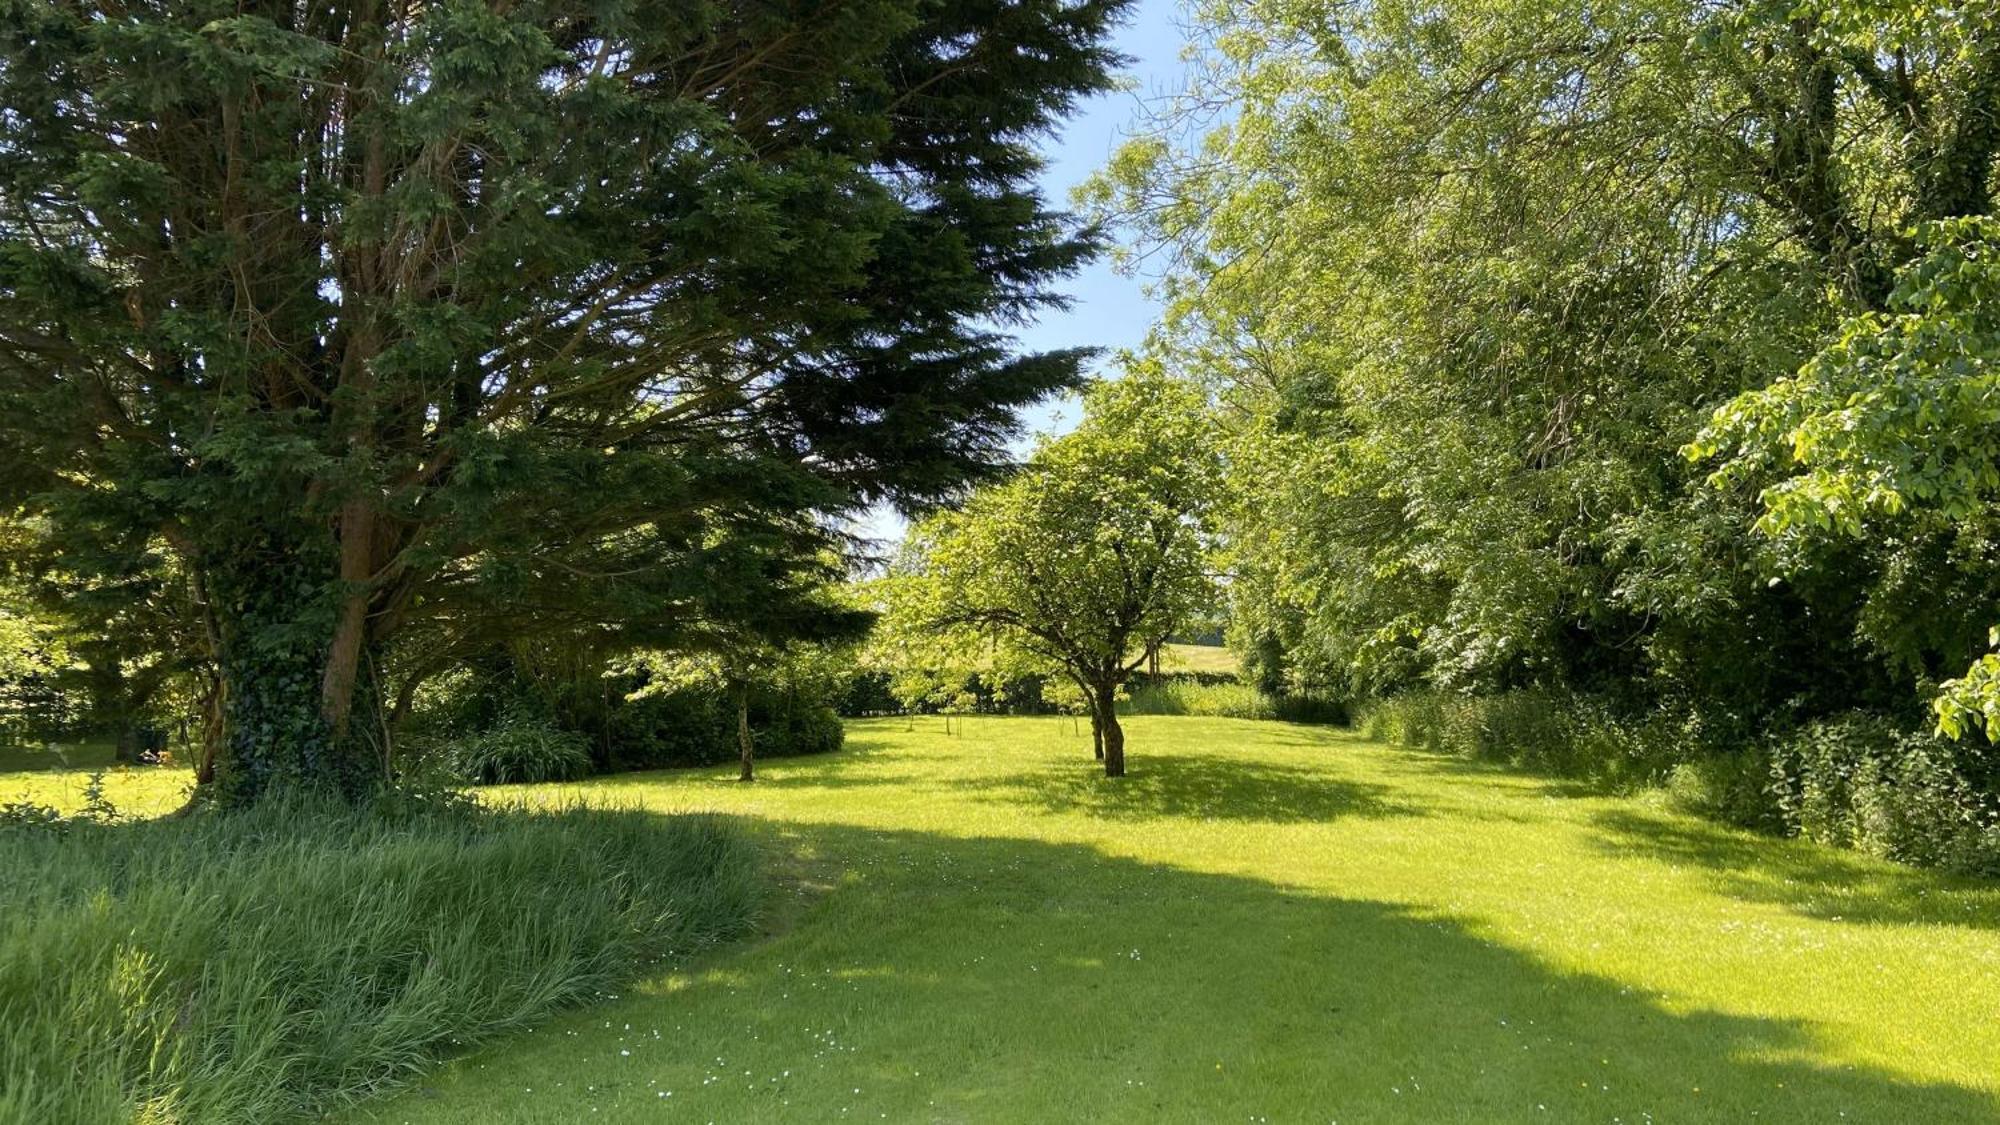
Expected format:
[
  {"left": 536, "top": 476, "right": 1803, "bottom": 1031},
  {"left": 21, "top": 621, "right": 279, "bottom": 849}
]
[
  {"left": 451, "top": 713, "right": 594, "bottom": 785},
  {"left": 1665, "top": 750, "right": 1784, "bottom": 832},
  {"left": 1362, "top": 691, "right": 2000, "bottom": 874},
  {"left": 1360, "top": 689, "right": 1693, "bottom": 789},
  {"left": 0, "top": 796, "right": 761, "bottom": 1123},
  {"left": 1123, "top": 680, "right": 1273, "bottom": 719},
  {"left": 605, "top": 687, "right": 843, "bottom": 771},
  {"left": 1769, "top": 715, "right": 2000, "bottom": 875},
  {"left": 411, "top": 659, "right": 845, "bottom": 775},
  {"left": 837, "top": 670, "right": 902, "bottom": 716}
]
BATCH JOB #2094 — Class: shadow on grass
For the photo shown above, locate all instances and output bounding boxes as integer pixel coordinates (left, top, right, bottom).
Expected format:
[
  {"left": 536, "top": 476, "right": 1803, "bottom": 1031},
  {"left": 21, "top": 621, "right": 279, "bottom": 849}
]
[
  {"left": 368, "top": 820, "right": 2000, "bottom": 1124},
  {"left": 1365, "top": 742, "right": 1626, "bottom": 799},
  {"left": 578, "top": 733, "right": 913, "bottom": 794},
  {"left": 0, "top": 739, "right": 125, "bottom": 776},
  {"left": 1588, "top": 807, "right": 2000, "bottom": 931},
  {"left": 965, "top": 749, "right": 1425, "bottom": 824}
]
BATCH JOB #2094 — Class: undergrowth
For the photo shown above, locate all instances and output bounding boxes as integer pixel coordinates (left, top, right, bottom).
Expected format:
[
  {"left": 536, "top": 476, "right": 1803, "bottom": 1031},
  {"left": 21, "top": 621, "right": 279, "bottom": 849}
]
[{"left": 0, "top": 793, "right": 761, "bottom": 1123}]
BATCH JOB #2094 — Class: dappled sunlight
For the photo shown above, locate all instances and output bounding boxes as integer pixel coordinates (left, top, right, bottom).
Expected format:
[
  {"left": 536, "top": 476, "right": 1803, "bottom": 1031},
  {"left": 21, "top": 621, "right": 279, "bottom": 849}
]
[
  {"left": 0, "top": 760, "right": 194, "bottom": 818},
  {"left": 341, "top": 716, "right": 2000, "bottom": 1123}
]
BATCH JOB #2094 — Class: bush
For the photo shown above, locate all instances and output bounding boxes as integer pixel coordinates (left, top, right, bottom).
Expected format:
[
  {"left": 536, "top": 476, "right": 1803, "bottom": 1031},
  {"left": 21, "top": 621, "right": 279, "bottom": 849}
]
[
  {"left": 410, "top": 659, "right": 845, "bottom": 775},
  {"left": 836, "top": 670, "right": 902, "bottom": 716},
  {"left": 1123, "top": 680, "right": 1273, "bottom": 719},
  {"left": 1362, "top": 691, "right": 2000, "bottom": 874},
  {"left": 450, "top": 713, "right": 593, "bottom": 785},
  {"left": 1360, "top": 689, "right": 1686, "bottom": 788},
  {"left": 605, "top": 687, "right": 842, "bottom": 771},
  {"left": 1665, "top": 750, "right": 1784, "bottom": 832},
  {"left": 1769, "top": 715, "right": 2000, "bottom": 875},
  {"left": 0, "top": 796, "right": 761, "bottom": 1123}
]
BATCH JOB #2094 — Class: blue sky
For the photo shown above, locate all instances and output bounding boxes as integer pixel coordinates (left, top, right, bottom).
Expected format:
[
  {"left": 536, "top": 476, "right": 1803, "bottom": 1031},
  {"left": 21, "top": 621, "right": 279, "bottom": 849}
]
[
  {"left": 1006, "top": 0, "right": 1190, "bottom": 435},
  {"left": 855, "top": 0, "right": 1192, "bottom": 545}
]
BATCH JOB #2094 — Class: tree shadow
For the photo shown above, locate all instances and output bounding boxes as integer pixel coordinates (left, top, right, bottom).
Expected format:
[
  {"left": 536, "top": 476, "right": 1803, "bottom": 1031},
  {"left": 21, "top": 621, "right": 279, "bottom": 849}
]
[
  {"left": 366, "top": 821, "right": 2000, "bottom": 1123},
  {"left": 1366, "top": 742, "right": 1622, "bottom": 800},
  {"left": 571, "top": 732, "right": 915, "bottom": 794},
  {"left": 0, "top": 738, "right": 123, "bottom": 776},
  {"left": 1588, "top": 806, "right": 2000, "bottom": 931},
  {"left": 965, "top": 749, "right": 1426, "bottom": 824}
]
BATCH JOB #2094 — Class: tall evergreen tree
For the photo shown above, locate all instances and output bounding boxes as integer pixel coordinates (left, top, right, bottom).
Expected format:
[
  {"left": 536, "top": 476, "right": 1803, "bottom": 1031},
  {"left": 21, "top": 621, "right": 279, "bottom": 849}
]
[{"left": 0, "top": 0, "right": 1128, "bottom": 803}]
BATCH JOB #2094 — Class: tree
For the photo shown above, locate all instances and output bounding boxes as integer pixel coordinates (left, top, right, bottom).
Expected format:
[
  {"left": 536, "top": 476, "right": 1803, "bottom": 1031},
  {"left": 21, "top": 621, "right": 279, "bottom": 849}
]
[
  {"left": 1086, "top": 0, "right": 2000, "bottom": 730},
  {"left": 0, "top": 0, "right": 1129, "bottom": 804},
  {"left": 887, "top": 369, "right": 1218, "bottom": 777},
  {"left": 1694, "top": 217, "right": 2000, "bottom": 736},
  {"left": 681, "top": 568, "right": 870, "bottom": 782}
]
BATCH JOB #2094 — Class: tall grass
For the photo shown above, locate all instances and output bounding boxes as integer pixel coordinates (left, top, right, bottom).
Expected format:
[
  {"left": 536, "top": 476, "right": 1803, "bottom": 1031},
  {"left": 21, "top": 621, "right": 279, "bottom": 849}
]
[
  {"left": 1357, "top": 688, "right": 1680, "bottom": 785},
  {"left": 1122, "top": 680, "right": 1347, "bottom": 724},
  {"left": 0, "top": 796, "right": 761, "bottom": 1123}
]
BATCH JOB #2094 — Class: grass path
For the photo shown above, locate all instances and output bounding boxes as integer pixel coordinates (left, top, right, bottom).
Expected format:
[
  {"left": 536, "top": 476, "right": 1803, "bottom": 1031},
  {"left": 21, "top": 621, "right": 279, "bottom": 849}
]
[{"left": 315, "top": 716, "right": 2000, "bottom": 1122}]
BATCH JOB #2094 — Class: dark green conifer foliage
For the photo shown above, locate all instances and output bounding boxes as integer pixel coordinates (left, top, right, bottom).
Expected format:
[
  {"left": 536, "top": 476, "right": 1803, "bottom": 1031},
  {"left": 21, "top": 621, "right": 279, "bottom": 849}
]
[{"left": 0, "top": 0, "right": 1128, "bottom": 803}]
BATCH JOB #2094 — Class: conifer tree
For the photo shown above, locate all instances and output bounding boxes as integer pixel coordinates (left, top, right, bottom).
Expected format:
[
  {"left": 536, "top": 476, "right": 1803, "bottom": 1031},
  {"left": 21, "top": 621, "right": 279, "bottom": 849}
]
[{"left": 0, "top": 0, "right": 1128, "bottom": 803}]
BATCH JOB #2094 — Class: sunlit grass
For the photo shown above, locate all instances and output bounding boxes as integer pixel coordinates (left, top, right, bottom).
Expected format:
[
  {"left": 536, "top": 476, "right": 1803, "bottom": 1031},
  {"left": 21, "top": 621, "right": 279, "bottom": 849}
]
[
  {"left": 330, "top": 715, "right": 2000, "bottom": 1123},
  {"left": 1156, "top": 642, "right": 1239, "bottom": 675},
  {"left": 0, "top": 738, "right": 194, "bottom": 818}
]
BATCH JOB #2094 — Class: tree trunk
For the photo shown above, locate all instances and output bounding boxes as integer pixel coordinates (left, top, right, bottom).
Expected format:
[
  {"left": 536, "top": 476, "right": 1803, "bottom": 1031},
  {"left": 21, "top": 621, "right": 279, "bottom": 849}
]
[
  {"left": 1089, "top": 706, "right": 1104, "bottom": 760},
  {"left": 114, "top": 724, "right": 141, "bottom": 765},
  {"left": 195, "top": 675, "right": 224, "bottom": 787},
  {"left": 1095, "top": 683, "right": 1125, "bottom": 777},
  {"left": 735, "top": 681, "right": 754, "bottom": 782},
  {"left": 203, "top": 523, "right": 385, "bottom": 806},
  {"left": 321, "top": 502, "right": 375, "bottom": 736}
]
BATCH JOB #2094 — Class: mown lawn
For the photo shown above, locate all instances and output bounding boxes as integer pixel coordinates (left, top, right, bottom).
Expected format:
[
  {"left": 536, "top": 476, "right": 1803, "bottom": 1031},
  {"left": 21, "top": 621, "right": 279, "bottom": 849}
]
[
  {"left": 316, "top": 715, "right": 2000, "bottom": 1124},
  {"left": 0, "top": 739, "right": 192, "bottom": 818},
  {"left": 1156, "top": 642, "right": 1238, "bottom": 676}
]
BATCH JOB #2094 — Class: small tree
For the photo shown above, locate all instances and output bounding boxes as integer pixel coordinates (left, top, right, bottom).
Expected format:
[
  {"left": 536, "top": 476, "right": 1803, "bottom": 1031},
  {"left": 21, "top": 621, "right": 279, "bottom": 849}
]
[
  {"left": 863, "top": 587, "right": 979, "bottom": 733},
  {"left": 889, "top": 370, "right": 1218, "bottom": 776},
  {"left": 647, "top": 570, "right": 869, "bottom": 782}
]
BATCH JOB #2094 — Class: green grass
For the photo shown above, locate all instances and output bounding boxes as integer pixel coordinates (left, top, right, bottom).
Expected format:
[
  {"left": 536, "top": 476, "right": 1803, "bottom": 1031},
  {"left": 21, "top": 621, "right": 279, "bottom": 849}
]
[
  {"left": 1156, "top": 642, "right": 1239, "bottom": 676},
  {"left": 0, "top": 796, "right": 760, "bottom": 1123},
  {"left": 317, "top": 715, "right": 2000, "bottom": 1124},
  {"left": 0, "top": 739, "right": 193, "bottom": 819}
]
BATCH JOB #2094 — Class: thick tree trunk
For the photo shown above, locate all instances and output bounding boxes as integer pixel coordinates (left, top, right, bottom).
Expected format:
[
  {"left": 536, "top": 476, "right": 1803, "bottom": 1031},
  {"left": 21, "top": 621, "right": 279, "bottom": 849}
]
[
  {"left": 1096, "top": 683, "right": 1125, "bottom": 778},
  {"left": 735, "top": 681, "right": 754, "bottom": 782},
  {"left": 114, "top": 724, "right": 141, "bottom": 765},
  {"left": 203, "top": 524, "right": 385, "bottom": 806},
  {"left": 1089, "top": 707, "right": 1104, "bottom": 760}
]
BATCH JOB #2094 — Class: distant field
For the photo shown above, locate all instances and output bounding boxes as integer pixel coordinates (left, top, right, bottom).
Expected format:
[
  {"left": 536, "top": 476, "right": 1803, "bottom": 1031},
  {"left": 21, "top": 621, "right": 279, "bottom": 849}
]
[{"left": 1156, "top": 642, "right": 1238, "bottom": 675}]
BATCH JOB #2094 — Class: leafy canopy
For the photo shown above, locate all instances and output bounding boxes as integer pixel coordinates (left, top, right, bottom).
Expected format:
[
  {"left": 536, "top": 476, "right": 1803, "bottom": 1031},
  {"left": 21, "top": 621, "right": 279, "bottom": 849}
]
[
  {"left": 886, "top": 368, "right": 1219, "bottom": 707},
  {"left": 0, "top": 0, "right": 1131, "bottom": 798}
]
